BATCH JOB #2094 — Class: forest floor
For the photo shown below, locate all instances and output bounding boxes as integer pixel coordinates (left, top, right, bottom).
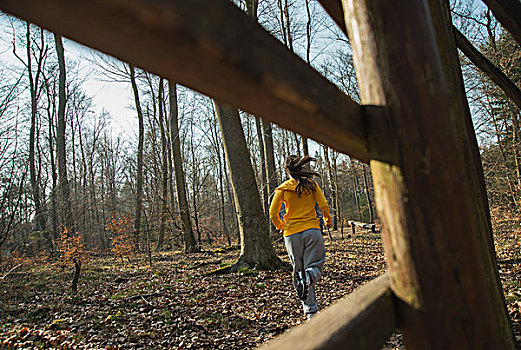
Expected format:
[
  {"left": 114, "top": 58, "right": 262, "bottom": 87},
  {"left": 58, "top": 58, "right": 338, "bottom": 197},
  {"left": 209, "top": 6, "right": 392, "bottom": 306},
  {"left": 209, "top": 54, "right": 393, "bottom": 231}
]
[{"left": 1, "top": 225, "right": 520, "bottom": 349}]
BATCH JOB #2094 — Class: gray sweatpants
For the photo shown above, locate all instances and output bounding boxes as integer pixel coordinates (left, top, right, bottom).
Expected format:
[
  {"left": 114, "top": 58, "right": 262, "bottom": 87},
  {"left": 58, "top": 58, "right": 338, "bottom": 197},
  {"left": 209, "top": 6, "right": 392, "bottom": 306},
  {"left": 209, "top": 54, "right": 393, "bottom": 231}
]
[{"left": 284, "top": 228, "right": 326, "bottom": 315}]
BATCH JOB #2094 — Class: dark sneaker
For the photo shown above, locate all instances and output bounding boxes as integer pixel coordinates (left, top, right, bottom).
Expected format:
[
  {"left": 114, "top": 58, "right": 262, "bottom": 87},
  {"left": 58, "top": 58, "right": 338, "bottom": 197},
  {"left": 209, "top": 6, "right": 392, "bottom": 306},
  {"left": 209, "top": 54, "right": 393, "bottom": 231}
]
[{"left": 296, "top": 271, "right": 308, "bottom": 300}]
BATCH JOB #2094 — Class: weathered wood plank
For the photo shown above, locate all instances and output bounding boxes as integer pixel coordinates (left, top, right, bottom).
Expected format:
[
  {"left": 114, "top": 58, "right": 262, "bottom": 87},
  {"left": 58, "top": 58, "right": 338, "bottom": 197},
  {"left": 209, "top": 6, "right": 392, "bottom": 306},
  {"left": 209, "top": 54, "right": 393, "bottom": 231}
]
[
  {"left": 0, "top": 0, "right": 369, "bottom": 162},
  {"left": 454, "top": 27, "right": 521, "bottom": 110},
  {"left": 343, "top": 0, "right": 517, "bottom": 348},
  {"left": 258, "top": 273, "right": 396, "bottom": 350},
  {"left": 426, "top": 1, "right": 515, "bottom": 345},
  {"left": 482, "top": 0, "right": 521, "bottom": 46}
]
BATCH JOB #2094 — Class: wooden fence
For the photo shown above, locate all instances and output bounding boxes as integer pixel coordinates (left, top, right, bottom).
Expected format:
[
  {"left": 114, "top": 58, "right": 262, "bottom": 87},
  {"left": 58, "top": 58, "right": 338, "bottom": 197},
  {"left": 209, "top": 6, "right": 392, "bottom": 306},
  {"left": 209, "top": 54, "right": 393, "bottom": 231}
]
[{"left": 2, "top": 0, "right": 519, "bottom": 348}]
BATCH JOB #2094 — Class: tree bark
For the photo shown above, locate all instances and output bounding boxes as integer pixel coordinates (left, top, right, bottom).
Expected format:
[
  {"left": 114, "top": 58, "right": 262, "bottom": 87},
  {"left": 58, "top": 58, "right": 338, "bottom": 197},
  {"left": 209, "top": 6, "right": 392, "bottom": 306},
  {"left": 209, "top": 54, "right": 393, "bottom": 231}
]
[
  {"left": 27, "top": 24, "right": 46, "bottom": 234},
  {"left": 54, "top": 33, "right": 73, "bottom": 233},
  {"left": 255, "top": 118, "right": 268, "bottom": 217},
  {"left": 362, "top": 164, "right": 374, "bottom": 223},
  {"left": 214, "top": 102, "right": 286, "bottom": 270},
  {"left": 156, "top": 78, "right": 169, "bottom": 251},
  {"left": 343, "top": 0, "right": 516, "bottom": 347},
  {"left": 301, "top": 137, "right": 309, "bottom": 156},
  {"left": 262, "top": 121, "right": 278, "bottom": 226},
  {"left": 509, "top": 101, "right": 521, "bottom": 190},
  {"left": 323, "top": 146, "right": 338, "bottom": 229},
  {"left": 45, "top": 78, "right": 58, "bottom": 244},
  {"left": 168, "top": 82, "right": 198, "bottom": 252},
  {"left": 331, "top": 151, "right": 342, "bottom": 230},
  {"left": 129, "top": 65, "right": 144, "bottom": 249}
]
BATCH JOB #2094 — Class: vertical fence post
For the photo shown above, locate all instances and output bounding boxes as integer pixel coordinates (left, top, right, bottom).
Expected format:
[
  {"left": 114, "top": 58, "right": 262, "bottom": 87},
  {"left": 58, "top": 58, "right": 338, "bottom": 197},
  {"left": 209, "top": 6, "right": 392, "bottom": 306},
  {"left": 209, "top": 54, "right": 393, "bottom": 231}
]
[{"left": 342, "top": 0, "right": 516, "bottom": 348}]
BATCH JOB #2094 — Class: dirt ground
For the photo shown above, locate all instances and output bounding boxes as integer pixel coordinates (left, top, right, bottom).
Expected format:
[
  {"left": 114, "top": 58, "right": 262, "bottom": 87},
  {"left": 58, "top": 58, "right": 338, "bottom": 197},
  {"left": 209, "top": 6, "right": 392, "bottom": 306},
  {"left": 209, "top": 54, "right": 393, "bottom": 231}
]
[{"left": 1, "top": 227, "right": 519, "bottom": 349}]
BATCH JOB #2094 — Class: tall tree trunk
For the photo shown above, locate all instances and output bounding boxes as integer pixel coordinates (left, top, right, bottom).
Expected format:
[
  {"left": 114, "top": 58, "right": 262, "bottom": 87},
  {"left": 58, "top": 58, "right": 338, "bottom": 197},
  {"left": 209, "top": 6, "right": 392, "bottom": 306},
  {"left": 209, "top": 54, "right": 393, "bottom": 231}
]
[
  {"left": 292, "top": 132, "right": 301, "bottom": 156},
  {"left": 362, "top": 164, "right": 374, "bottom": 223},
  {"left": 54, "top": 33, "right": 73, "bottom": 232},
  {"left": 27, "top": 24, "right": 46, "bottom": 235},
  {"left": 190, "top": 124, "right": 202, "bottom": 246},
  {"left": 489, "top": 96, "right": 518, "bottom": 207},
  {"left": 45, "top": 84, "right": 58, "bottom": 244},
  {"left": 255, "top": 118, "right": 268, "bottom": 216},
  {"left": 129, "top": 65, "right": 144, "bottom": 249},
  {"left": 246, "top": 0, "right": 277, "bottom": 235},
  {"left": 345, "top": 0, "right": 516, "bottom": 347},
  {"left": 224, "top": 153, "right": 239, "bottom": 240},
  {"left": 214, "top": 102, "right": 286, "bottom": 270},
  {"left": 305, "top": 0, "right": 312, "bottom": 65},
  {"left": 168, "top": 82, "right": 197, "bottom": 252},
  {"left": 262, "top": 121, "right": 278, "bottom": 231},
  {"left": 156, "top": 78, "right": 169, "bottom": 251},
  {"left": 301, "top": 137, "right": 309, "bottom": 156},
  {"left": 302, "top": 0, "right": 312, "bottom": 158},
  {"left": 218, "top": 146, "right": 231, "bottom": 245},
  {"left": 331, "top": 151, "right": 341, "bottom": 230},
  {"left": 283, "top": 0, "right": 294, "bottom": 52},
  {"left": 164, "top": 95, "right": 178, "bottom": 234},
  {"left": 351, "top": 164, "right": 362, "bottom": 221},
  {"left": 323, "top": 146, "right": 338, "bottom": 229},
  {"left": 509, "top": 101, "right": 521, "bottom": 191},
  {"left": 277, "top": 0, "right": 288, "bottom": 47}
]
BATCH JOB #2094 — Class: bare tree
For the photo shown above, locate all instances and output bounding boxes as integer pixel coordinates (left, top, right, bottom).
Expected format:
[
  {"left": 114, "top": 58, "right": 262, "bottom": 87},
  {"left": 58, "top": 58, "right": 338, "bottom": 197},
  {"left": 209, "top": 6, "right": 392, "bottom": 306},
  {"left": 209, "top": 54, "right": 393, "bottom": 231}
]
[
  {"left": 168, "top": 82, "right": 197, "bottom": 252},
  {"left": 129, "top": 65, "right": 144, "bottom": 248},
  {"left": 213, "top": 102, "right": 286, "bottom": 271},
  {"left": 54, "top": 33, "right": 73, "bottom": 232}
]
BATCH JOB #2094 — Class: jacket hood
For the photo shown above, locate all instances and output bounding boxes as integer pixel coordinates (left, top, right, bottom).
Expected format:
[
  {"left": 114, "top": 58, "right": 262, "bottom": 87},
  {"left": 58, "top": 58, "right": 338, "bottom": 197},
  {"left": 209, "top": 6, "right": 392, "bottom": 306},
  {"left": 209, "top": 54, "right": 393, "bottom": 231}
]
[{"left": 276, "top": 178, "right": 298, "bottom": 191}]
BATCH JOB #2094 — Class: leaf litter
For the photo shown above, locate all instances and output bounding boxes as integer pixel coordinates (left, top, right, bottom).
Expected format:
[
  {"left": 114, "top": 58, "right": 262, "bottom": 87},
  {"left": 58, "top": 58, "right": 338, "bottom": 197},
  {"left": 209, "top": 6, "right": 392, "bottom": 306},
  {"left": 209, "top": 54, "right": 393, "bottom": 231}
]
[{"left": 1, "top": 226, "right": 519, "bottom": 349}]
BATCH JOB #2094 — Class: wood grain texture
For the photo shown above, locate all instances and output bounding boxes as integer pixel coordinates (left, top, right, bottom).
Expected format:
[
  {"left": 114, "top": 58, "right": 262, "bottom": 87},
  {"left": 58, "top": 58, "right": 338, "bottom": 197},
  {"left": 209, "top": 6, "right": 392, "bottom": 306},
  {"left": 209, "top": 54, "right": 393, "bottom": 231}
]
[
  {"left": 343, "top": 0, "right": 517, "bottom": 348},
  {"left": 0, "top": 0, "right": 368, "bottom": 161},
  {"left": 258, "top": 273, "right": 396, "bottom": 350}
]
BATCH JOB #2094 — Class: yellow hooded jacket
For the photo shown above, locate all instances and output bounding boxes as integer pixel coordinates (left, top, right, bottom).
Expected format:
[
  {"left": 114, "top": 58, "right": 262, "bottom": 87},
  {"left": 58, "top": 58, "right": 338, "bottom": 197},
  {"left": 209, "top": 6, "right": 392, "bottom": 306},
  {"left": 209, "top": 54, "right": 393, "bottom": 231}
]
[{"left": 269, "top": 178, "right": 332, "bottom": 237}]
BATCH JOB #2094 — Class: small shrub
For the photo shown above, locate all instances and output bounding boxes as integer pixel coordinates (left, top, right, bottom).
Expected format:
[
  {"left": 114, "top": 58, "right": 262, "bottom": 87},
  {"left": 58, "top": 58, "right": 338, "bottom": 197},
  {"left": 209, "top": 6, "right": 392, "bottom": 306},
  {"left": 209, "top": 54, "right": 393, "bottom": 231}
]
[
  {"left": 106, "top": 215, "right": 134, "bottom": 263},
  {"left": 56, "top": 226, "right": 88, "bottom": 293}
]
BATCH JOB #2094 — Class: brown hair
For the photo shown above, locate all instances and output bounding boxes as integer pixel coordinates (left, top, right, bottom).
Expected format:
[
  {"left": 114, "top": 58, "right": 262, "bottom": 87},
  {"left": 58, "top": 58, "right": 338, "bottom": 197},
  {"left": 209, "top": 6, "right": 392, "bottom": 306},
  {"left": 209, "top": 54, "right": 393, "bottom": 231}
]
[{"left": 284, "top": 155, "right": 320, "bottom": 196}]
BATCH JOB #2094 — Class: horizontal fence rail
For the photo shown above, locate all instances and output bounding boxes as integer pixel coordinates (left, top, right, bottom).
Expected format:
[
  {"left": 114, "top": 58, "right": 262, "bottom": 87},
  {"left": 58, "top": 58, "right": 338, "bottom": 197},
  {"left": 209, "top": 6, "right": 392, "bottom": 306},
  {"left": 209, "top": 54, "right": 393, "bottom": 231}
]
[
  {"left": 0, "top": 0, "right": 370, "bottom": 162},
  {"left": 258, "top": 273, "right": 397, "bottom": 350},
  {"left": 481, "top": 0, "right": 521, "bottom": 46},
  {"left": 318, "top": 0, "right": 521, "bottom": 111}
]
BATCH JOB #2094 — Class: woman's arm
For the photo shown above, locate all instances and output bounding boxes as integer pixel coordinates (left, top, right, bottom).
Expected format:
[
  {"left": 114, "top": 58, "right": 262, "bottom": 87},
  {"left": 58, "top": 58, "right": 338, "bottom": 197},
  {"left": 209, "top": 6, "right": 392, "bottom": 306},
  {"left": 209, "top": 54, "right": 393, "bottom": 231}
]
[
  {"left": 269, "top": 189, "right": 285, "bottom": 230},
  {"left": 314, "top": 183, "right": 333, "bottom": 227}
]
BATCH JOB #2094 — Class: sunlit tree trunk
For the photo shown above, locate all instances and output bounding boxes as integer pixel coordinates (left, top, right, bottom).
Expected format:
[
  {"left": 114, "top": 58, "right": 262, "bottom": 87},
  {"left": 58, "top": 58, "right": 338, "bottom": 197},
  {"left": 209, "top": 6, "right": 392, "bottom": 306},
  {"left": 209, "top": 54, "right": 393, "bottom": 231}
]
[
  {"left": 323, "top": 146, "right": 338, "bottom": 229},
  {"left": 214, "top": 102, "right": 286, "bottom": 270},
  {"left": 129, "top": 65, "right": 144, "bottom": 249},
  {"left": 45, "top": 80, "right": 58, "bottom": 243},
  {"left": 362, "top": 164, "right": 374, "bottom": 223},
  {"left": 255, "top": 118, "right": 268, "bottom": 217},
  {"left": 345, "top": 0, "right": 516, "bottom": 346},
  {"left": 26, "top": 24, "right": 47, "bottom": 237},
  {"left": 54, "top": 33, "right": 73, "bottom": 233},
  {"left": 156, "top": 78, "right": 169, "bottom": 250},
  {"left": 262, "top": 120, "right": 278, "bottom": 233},
  {"left": 168, "top": 82, "right": 198, "bottom": 252}
]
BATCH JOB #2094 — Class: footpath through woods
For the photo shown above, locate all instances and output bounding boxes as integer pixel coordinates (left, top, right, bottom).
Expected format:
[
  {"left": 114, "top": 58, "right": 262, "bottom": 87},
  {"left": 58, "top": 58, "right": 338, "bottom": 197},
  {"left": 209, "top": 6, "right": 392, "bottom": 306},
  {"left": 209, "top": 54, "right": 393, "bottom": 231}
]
[{"left": 1, "top": 222, "right": 520, "bottom": 349}]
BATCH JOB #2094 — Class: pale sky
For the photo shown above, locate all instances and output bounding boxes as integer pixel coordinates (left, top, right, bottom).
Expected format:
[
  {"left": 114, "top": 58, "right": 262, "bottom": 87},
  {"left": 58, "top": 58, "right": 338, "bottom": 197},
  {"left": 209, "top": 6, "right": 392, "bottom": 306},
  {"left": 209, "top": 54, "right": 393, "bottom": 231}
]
[{"left": 0, "top": 16, "right": 138, "bottom": 139}]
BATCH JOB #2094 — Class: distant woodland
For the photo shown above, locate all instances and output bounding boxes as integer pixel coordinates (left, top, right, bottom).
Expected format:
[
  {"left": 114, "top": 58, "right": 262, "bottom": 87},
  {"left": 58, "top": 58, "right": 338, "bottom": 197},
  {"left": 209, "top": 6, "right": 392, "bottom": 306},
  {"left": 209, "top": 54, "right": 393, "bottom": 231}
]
[{"left": 0, "top": 0, "right": 519, "bottom": 280}]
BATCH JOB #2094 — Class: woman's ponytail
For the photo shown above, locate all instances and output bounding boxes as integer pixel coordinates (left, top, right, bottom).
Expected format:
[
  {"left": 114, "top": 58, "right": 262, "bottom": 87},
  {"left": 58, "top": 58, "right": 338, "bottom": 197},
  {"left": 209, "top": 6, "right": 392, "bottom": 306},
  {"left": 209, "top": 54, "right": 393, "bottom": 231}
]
[{"left": 284, "top": 155, "right": 320, "bottom": 197}]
